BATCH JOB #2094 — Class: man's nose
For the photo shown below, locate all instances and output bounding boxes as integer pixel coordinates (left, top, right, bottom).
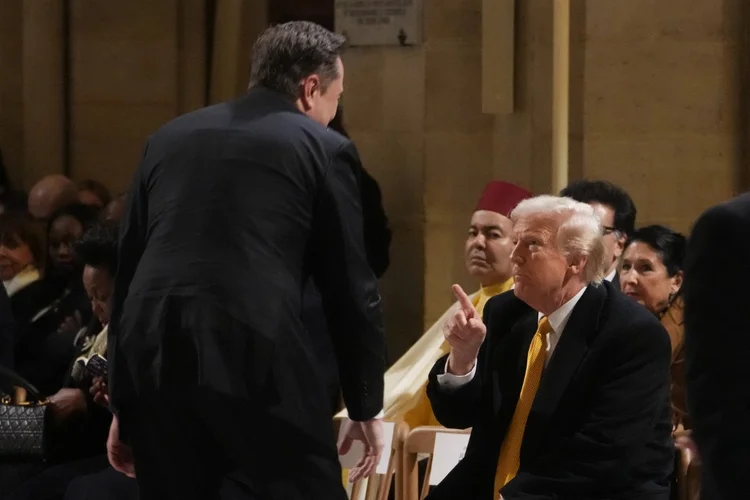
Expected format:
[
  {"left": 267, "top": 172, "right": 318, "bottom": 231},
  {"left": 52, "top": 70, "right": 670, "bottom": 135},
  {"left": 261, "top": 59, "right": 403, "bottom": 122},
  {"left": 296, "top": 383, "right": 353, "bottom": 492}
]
[{"left": 510, "top": 245, "right": 522, "bottom": 264}]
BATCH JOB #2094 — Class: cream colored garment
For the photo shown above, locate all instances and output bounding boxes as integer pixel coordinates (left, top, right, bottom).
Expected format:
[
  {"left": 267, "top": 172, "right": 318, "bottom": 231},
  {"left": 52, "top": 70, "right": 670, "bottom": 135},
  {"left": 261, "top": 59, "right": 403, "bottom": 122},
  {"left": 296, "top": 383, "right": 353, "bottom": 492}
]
[
  {"left": 3, "top": 266, "right": 41, "bottom": 297},
  {"left": 70, "top": 325, "right": 109, "bottom": 383},
  {"left": 336, "top": 292, "right": 479, "bottom": 421}
]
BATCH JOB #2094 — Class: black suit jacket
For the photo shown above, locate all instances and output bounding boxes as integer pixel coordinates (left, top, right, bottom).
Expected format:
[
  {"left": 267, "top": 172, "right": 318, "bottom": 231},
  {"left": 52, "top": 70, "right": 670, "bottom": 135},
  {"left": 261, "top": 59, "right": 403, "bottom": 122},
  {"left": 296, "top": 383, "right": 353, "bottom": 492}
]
[
  {"left": 426, "top": 281, "right": 673, "bottom": 500},
  {"left": 110, "top": 88, "right": 386, "bottom": 430},
  {"left": 684, "top": 193, "right": 750, "bottom": 500}
]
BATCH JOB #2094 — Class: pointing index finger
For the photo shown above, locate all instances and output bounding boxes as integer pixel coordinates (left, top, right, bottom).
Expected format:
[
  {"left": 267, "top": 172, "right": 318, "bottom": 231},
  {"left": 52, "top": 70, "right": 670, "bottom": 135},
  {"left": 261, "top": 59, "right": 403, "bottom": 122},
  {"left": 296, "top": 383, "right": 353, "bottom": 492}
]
[{"left": 452, "top": 284, "right": 476, "bottom": 315}]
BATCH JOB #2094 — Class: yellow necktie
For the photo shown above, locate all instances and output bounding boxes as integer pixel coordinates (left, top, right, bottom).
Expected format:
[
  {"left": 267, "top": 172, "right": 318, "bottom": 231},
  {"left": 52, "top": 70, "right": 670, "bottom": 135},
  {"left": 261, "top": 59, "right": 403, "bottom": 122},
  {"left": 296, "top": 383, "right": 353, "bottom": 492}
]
[{"left": 494, "top": 316, "right": 552, "bottom": 496}]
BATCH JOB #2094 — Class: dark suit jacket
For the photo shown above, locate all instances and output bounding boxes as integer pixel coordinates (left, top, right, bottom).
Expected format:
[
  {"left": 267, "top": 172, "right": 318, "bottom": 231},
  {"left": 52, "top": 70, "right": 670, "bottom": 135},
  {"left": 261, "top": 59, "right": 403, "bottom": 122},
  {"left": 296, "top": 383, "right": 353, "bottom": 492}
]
[
  {"left": 109, "top": 88, "right": 386, "bottom": 436},
  {"left": 302, "top": 161, "right": 391, "bottom": 415},
  {"left": 684, "top": 193, "right": 750, "bottom": 500},
  {"left": 426, "top": 281, "right": 673, "bottom": 500}
]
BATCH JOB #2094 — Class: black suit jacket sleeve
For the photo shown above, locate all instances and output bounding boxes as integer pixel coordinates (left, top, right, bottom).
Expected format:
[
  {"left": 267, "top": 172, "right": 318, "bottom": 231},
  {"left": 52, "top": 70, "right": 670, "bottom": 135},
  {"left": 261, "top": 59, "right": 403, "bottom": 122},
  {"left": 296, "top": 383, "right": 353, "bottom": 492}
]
[
  {"left": 109, "top": 142, "right": 151, "bottom": 415},
  {"left": 503, "top": 318, "right": 671, "bottom": 498},
  {"left": 425, "top": 300, "right": 495, "bottom": 430},
  {"left": 310, "top": 141, "right": 386, "bottom": 422},
  {"left": 684, "top": 204, "right": 750, "bottom": 499}
]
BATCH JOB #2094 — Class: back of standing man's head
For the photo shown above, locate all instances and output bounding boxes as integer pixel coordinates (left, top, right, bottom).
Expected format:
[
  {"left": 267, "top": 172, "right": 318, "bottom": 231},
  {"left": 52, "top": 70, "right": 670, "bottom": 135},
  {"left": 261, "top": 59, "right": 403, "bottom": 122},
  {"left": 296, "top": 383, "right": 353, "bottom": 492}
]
[
  {"left": 560, "top": 180, "right": 637, "bottom": 236},
  {"left": 249, "top": 21, "right": 347, "bottom": 99}
]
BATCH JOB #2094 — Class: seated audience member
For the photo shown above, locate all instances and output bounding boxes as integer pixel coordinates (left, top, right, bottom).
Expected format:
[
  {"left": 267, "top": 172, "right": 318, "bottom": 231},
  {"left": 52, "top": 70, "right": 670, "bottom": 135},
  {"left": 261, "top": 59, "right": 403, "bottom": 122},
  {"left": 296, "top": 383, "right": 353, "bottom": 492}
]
[
  {"left": 560, "top": 179, "right": 636, "bottom": 285},
  {"left": 0, "top": 213, "right": 44, "bottom": 292},
  {"left": 27, "top": 175, "right": 80, "bottom": 221},
  {"left": 427, "top": 195, "right": 673, "bottom": 500},
  {"left": 620, "top": 225, "right": 688, "bottom": 427},
  {"left": 337, "top": 181, "right": 532, "bottom": 426},
  {"left": 619, "top": 225, "right": 697, "bottom": 500},
  {"left": 15, "top": 204, "right": 98, "bottom": 396},
  {"left": 77, "top": 180, "right": 111, "bottom": 210},
  {"left": 0, "top": 212, "right": 46, "bottom": 305},
  {"left": 0, "top": 223, "right": 118, "bottom": 499}
]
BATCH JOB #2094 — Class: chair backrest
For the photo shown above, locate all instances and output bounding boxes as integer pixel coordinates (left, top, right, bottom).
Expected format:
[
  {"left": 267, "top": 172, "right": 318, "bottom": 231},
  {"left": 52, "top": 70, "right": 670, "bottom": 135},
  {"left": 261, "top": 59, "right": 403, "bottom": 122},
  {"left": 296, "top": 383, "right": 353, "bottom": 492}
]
[
  {"left": 334, "top": 417, "right": 409, "bottom": 500},
  {"left": 402, "top": 426, "right": 471, "bottom": 500}
]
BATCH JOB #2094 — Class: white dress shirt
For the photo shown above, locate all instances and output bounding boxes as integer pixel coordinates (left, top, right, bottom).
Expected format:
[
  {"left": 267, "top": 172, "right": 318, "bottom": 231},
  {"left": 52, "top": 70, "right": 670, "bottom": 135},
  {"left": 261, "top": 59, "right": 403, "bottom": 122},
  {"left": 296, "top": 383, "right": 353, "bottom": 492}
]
[
  {"left": 604, "top": 268, "right": 617, "bottom": 283},
  {"left": 437, "top": 286, "right": 588, "bottom": 389}
]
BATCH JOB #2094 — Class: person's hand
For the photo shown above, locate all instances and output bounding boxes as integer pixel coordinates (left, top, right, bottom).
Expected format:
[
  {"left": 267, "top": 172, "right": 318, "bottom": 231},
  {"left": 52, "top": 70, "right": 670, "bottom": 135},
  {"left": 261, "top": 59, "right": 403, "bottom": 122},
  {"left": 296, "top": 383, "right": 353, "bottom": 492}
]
[
  {"left": 48, "top": 388, "right": 87, "bottom": 421},
  {"left": 444, "top": 284, "right": 487, "bottom": 375},
  {"left": 337, "top": 418, "right": 384, "bottom": 483},
  {"left": 90, "top": 376, "right": 109, "bottom": 407},
  {"left": 674, "top": 431, "right": 701, "bottom": 464},
  {"left": 107, "top": 415, "right": 136, "bottom": 478},
  {"left": 56, "top": 311, "right": 82, "bottom": 336}
]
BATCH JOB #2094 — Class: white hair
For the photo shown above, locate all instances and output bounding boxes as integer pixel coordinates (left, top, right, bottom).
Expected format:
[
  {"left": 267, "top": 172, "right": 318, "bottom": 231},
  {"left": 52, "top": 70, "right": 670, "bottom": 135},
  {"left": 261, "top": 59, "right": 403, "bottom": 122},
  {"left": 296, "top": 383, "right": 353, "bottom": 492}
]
[{"left": 510, "top": 195, "right": 608, "bottom": 285}]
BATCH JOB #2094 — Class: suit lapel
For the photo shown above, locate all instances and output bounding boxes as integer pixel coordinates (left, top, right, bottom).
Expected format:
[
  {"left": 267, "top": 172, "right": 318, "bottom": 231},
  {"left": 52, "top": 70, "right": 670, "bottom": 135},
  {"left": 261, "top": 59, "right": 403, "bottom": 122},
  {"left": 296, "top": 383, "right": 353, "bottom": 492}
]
[
  {"left": 521, "top": 283, "right": 609, "bottom": 458},
  {"left": 490, "top": 312, "right": 537, "bottom": 417}
]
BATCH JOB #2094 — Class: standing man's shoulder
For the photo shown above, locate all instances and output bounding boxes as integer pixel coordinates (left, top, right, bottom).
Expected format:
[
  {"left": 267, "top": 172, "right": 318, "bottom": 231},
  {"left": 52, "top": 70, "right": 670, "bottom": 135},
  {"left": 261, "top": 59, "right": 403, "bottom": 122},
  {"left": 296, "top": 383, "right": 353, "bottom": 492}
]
[{"left": 692, "top": 192, "right": 750, "bottom": 241}]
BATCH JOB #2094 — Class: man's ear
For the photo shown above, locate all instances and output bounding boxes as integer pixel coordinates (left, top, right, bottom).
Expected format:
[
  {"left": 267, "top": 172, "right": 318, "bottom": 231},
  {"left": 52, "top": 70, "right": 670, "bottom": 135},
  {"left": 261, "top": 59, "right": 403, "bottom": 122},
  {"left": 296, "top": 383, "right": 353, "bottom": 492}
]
[
  {"left": 567, "top": 254, "right": 588, "bottom": 278},
  {"left": 299, "top": 74, "right": 321, "bottom": 111}
]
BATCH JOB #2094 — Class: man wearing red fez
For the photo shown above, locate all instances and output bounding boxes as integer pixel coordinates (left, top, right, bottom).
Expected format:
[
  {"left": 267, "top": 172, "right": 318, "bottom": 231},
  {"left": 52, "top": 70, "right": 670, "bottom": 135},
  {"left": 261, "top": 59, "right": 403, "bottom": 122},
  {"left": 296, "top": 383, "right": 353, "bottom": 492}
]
[{"left": 335, "top": 180, "right": 533, "bottom": 431}]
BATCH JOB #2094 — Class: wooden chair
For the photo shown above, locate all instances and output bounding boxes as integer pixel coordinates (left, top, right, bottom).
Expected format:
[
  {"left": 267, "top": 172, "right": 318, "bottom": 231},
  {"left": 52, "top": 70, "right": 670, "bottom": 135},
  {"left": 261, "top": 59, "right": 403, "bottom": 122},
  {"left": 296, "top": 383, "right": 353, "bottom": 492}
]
[
  {"left": 334, "top": 417, "right": 409, "bottom": 500},
  {"left": 401, "top": 426, "right": 471, "bottom": 500}
]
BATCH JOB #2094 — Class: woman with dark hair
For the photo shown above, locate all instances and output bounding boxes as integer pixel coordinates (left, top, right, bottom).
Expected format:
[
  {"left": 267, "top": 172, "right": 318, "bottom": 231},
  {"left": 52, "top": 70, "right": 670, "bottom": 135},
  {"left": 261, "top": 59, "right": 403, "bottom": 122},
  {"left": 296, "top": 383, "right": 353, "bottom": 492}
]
[
  {"left": 15, "top": 204, "right": 99, "bottom": 396},
  {"left": 619, "top": 225, "right": 696, "bottom": 499},
  {"left": 620, "top": 225, "right": 687, "bottom": 424},
  {"left": 0, "top": 212, "right": 45, "bottom": 297},
  {"left": 0, "top": 222, "right": 119, "bottom": 499}
]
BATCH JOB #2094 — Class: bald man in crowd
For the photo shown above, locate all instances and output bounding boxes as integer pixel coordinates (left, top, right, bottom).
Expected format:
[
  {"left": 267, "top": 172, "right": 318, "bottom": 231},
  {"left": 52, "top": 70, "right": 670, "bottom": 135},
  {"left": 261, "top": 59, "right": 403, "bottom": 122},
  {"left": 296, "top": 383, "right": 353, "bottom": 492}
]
[{"left": 27, "top": 175, "right": 80, "bottom": 220}]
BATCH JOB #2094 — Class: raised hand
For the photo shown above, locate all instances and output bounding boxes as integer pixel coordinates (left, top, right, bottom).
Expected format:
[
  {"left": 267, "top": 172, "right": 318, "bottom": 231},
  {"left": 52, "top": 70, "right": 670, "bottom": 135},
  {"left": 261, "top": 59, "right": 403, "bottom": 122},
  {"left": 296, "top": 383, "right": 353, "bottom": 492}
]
[{"left": 444, "top": 284, "right": 487, "bottom": 375}]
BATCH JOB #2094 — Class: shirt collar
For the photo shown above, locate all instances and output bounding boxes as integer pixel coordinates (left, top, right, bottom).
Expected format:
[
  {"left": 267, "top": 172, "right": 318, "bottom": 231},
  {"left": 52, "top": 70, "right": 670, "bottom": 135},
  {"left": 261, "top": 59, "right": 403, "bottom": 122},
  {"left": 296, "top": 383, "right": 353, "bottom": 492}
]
[
  {"left": 604, "top": 269, "right": 617, "bottom": 282},
  {"left": 538, "top": 285, "right": 587, "bottom": 334}
]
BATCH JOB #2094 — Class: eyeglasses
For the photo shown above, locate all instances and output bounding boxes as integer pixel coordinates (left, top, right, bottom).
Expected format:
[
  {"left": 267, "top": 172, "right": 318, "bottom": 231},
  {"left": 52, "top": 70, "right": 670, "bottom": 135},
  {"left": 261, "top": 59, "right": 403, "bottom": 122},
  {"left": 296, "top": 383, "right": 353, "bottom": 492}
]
[{"left": 602, "top": 226, "right": 618, "bottom": 236}]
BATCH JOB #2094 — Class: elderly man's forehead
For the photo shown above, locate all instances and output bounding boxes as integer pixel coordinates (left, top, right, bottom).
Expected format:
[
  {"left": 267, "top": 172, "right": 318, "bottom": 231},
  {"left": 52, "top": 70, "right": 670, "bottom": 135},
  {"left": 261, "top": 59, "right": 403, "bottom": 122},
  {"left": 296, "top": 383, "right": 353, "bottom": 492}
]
[{"left": 513, "top": 212, "right": 561, "bottom": 233}]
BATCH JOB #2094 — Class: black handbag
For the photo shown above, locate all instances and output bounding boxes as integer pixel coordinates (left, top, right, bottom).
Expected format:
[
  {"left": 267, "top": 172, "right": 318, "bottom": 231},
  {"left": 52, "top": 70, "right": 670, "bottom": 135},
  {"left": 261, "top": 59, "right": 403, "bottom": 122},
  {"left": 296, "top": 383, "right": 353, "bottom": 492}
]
[{"left": 0, "top": 365, "right": 49, "bottom": 460}]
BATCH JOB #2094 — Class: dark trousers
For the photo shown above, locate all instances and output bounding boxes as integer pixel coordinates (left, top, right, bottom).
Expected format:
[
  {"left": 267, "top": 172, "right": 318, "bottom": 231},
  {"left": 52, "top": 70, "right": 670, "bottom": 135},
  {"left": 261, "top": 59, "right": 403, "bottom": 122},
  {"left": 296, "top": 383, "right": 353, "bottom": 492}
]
[
  {"left": 2, "top": 455, "right": 109, "bottom": 500},
  {"left": 124, "top": 388, "right": 347, "bottom": 500},
  {"left": 64, "top": 466, "right": 138, "bottom": 500}
]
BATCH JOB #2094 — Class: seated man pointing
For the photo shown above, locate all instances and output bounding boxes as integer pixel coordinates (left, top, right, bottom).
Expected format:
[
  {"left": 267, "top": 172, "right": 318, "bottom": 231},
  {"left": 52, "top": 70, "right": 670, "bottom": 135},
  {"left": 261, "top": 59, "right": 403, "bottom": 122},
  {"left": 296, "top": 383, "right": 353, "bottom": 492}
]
[{"left": 426, "top": 195, "right": 674, "bottom": 500}]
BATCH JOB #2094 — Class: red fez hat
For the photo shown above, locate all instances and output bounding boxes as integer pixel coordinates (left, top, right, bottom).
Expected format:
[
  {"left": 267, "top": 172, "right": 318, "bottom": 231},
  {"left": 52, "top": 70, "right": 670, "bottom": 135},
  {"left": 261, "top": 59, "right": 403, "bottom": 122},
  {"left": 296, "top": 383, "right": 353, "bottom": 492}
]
[{"left": 475, "top": 181, "right": 533, "bottom": 217}]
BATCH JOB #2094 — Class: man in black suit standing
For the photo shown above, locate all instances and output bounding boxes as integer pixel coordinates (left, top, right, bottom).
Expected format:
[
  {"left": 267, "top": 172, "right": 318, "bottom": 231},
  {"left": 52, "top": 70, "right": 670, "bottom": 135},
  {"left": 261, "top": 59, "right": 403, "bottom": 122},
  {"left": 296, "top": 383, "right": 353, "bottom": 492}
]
[
  {"left": 106, "top": 21, "right": 386, "bottom": 500},
  {"left": 560, "top": 180, "right": 637, "bottom": 287},
  {"left": 683, "top": 193, "right": 750, "bottom": 500},
  {"left": 426, "top": 195, "right": 673, "bottom": 500}
]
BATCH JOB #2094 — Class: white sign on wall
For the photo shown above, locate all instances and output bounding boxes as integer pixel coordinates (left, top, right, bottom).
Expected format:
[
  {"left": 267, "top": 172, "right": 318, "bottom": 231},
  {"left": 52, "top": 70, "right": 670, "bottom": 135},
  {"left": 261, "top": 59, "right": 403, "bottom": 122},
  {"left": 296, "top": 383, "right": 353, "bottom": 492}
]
[{"left": 335, "top": 0, "right": 422, "bottom": 47}]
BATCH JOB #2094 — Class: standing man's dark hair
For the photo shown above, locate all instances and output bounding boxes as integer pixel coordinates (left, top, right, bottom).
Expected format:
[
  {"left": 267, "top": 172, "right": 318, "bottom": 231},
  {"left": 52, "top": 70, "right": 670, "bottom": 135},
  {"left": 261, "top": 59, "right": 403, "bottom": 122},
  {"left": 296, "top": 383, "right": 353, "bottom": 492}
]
[
  {"left": 560, "top": 179, "right": 637, "bottom": 284},
  {"left": 249, "top": 21, "right": 347, "bottom": 97},
  {"left": 247, "top": 21, "right": 347, "bottom": 129}
]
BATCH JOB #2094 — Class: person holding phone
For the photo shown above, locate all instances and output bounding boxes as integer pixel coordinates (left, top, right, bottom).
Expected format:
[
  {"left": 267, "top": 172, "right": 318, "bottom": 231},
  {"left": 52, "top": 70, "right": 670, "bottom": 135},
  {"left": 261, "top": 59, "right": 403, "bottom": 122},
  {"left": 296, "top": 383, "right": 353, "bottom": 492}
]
[{"left": 0, "top": 222, "right": 120, "bottom": 499}]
